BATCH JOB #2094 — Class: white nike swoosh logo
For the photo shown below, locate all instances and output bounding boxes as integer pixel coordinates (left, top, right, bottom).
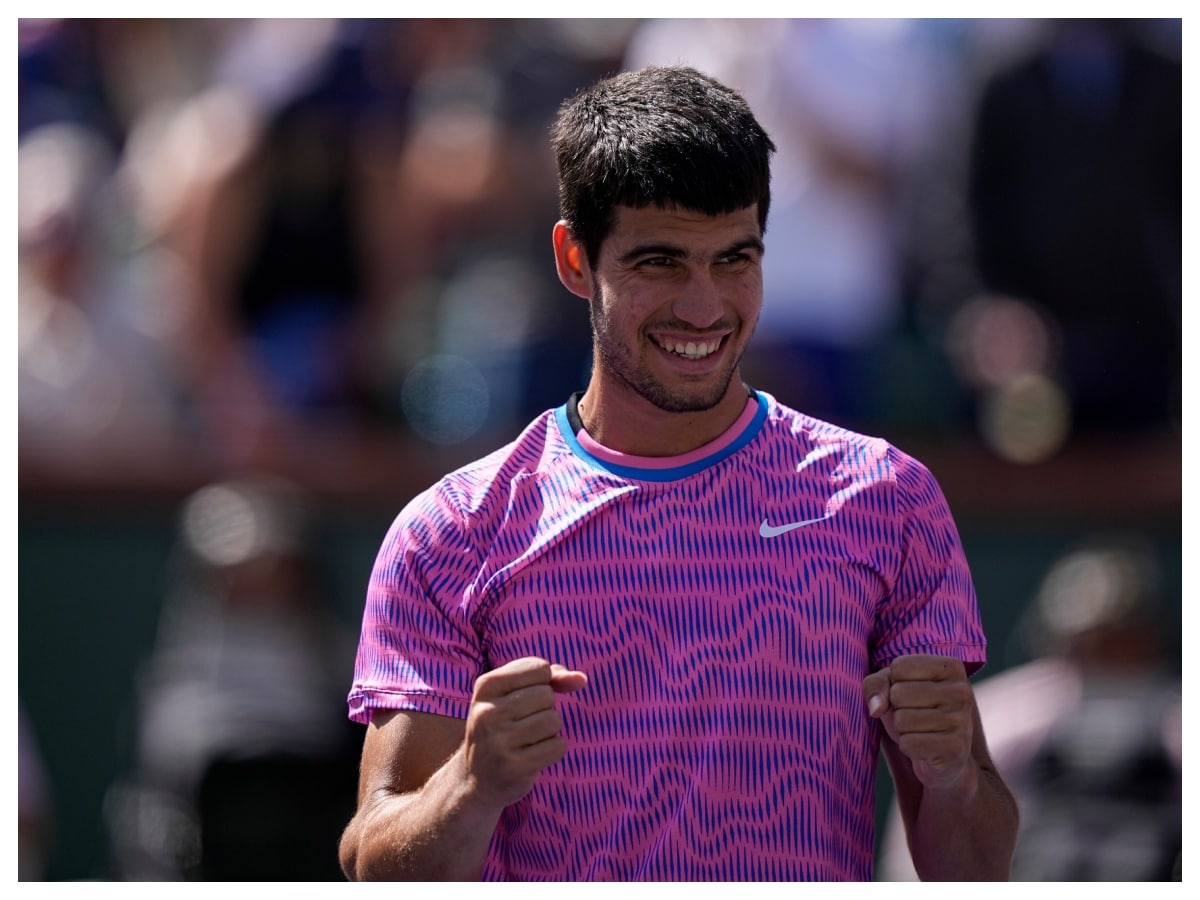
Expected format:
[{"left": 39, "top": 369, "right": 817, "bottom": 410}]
[{"left": 759, "top": 514, "right": 832, "bottom": 538}]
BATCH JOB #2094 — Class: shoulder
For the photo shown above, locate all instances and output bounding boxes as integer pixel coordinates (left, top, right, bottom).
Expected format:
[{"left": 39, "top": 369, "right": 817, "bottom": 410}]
[
  {"left": 757, "top": 392, "right": 921, "bottom": 477},
  {"left": 756, "top": 392, "right": 953, "bottom": 522},
  {"left": 760, "top": 393, "right": 879, "bottom": 445},
  {"left": 396, "top": 408, "right": 572, "bottom": 539}
]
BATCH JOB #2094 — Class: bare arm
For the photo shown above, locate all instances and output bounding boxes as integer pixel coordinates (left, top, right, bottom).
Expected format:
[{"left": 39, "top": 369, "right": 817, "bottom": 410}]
[
  {"left": 339, "top": 657, "right": 587, "bottom": 881},
  {"left": 864, "top": 654, "right": 1018, "bottom": 881}
]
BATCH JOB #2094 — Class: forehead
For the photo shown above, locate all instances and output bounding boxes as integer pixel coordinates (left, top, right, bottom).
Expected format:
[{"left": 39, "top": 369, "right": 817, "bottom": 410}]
[{"left": 603, "top": 204, "right": 762, "bottom": 255}]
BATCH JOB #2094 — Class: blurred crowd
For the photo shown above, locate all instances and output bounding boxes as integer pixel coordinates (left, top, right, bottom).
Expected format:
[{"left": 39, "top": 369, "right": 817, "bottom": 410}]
[
  {"left": 881, "top": 533, "right": 1182, "bottom": 881},
  {"left": 18, "top": 18, "right": 1182, "bottom": 484},
  {"left": 18, "top": 18, "right": 1182, "bottom": 882},
  {"left": 103, "top": 475, "right": 361, "bottom": 880},
  {"left": 18, "top": 19, "right": 630, "bottom": 485}
]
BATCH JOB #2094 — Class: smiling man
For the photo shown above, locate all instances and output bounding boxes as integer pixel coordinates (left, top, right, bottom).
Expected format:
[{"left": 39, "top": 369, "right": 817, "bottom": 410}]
[
  {"left": 556, "top": 202, "right": 764, "bottom": 452},
  {"left": 339, "top": 65, "right": 1017, "bottom": 882}
]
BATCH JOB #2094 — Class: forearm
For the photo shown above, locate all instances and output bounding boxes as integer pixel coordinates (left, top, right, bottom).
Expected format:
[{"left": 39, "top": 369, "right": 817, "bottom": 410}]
[
  {"left": 340, "top": 750, "right": 501, "bottom": 881},
  {"left": 896, "top": 752, "right": 1018, "bottom": 881}
]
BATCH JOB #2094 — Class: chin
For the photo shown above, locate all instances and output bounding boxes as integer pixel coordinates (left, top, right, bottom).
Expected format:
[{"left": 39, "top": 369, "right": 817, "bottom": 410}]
[{"left": 641, "top": 376, "right": 735, "bottom": 414}]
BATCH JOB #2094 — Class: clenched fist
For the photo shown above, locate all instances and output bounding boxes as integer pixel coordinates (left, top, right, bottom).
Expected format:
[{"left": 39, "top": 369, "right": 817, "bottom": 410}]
[
  {"left": 463, "top": 657, "right": 588, "bottom": 809},
  {"left": 862, "top": 654, "right": 975, "bottom": 791}
]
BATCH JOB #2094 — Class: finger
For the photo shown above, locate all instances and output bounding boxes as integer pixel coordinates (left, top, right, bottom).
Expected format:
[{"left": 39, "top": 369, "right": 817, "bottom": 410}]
[
  {"left": 517, "top": 732, "right": 570, "bottom": 773},
  {"left": 466, "top": 703, "right": 565, "bottom": 770},
  {"left": 888, "top": 676, "right": 972, "bottom": 713},
  {"left": 862, "top": 666, "right": 892, "bottom": 717},
  {"left": 462, "top": 725, "right": 569, "bottom": 808},
  {"left": 889, "top": 676, "right": 971, "bottom": 707},
  {"left": 487, "top": 682, "right": 561, "bottom": 722},
  {"left": 549, "top": 664, "right": 588, "bottom": 693},
  {"left": 483, "top": 712, "right": 571, "bottom": 782},
  {"left": 474, "top": 657, "right": 553, "bottom": 700},
  {"left": 890, "top": 707, "right": 962, "bottom": 736},
  {"left": 887, "top": 654, "right": 967, "bottom": 684},
  {"left": 507, "top": 707, "right": 567, "bottom": 748}
]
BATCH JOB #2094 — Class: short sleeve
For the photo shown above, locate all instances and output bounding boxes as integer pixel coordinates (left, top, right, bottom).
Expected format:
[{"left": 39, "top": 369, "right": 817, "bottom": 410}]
[
  {"left": 870, "top": 447, "right": 987, "bottom": 675},
  {"left": 346, "top": 483, "right": 487, "bottom": 724}
]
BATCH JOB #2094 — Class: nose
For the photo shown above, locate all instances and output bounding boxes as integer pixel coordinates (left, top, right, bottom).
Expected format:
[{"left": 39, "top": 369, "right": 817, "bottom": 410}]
[{"left": 672, "top": 270, "right": 724, "bottom": 328}]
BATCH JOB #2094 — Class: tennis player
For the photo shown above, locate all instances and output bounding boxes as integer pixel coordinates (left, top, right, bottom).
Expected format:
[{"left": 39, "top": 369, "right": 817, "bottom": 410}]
[{"left": 339, "top": 65, "right": 1017, "bottom": 881}]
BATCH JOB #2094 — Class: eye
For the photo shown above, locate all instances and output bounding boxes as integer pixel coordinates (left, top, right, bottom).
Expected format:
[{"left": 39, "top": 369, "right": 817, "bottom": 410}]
[
  {"left": 639, "top": 256, "right": 675, "bottom": 268},
  {"left": 718, "top": 251, "right": 754, "bottom": 268},
  {"left": 723, "top": 241, "right": 765, "bottom": 267}
]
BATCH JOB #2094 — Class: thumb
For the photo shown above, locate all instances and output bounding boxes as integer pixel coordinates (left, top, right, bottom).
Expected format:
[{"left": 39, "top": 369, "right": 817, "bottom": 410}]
[
  {"left": 862, "top": 666, "right": 892, "bottom": 718},
  {"left": 549, "top": 664, "right": 588, "bottom": 693}
]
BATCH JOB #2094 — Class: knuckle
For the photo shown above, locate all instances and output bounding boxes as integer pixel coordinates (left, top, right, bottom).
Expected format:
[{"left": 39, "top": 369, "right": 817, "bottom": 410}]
[
  {"left": 891, "top": 708, "right": 916, "bottom": 732},
  {"left": 469, "top": 699, "right": 499, "bottom": 724},
  {"left": 889, "top": 682, "right": 916, "bottom": 707},
  {"left": 473, "top": 669, "right": 503, "bottom": 697}
]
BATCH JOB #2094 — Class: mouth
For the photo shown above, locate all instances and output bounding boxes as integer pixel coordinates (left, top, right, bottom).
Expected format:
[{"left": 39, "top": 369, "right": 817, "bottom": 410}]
[{"left": 652, "top": 335, "right": 724, "bottom": 361}]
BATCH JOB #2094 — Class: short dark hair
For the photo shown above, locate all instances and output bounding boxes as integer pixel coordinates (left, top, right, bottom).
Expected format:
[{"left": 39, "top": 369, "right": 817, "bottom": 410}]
[{"left": 551, "top": 65, "right": 775, "bottom": 264}]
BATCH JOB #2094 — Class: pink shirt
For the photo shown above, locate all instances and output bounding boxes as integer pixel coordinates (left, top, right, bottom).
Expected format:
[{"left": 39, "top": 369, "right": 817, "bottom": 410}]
[{"left": 349, "top": 391, "right": 986, "bottom": 880}]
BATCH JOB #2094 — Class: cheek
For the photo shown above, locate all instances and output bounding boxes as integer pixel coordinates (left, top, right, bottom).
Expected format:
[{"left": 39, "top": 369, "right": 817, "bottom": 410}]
[
  {"left": 730, "top": 276, "right": 763, "bottom": 324},
  {"left": 741, "top": 287, "right": 763, "bottom": 322},
  {"left": 589, "top": 286, "right": 626, "bottom": 343},
  {"left": 594, "top": 278, "right": 658, "bottom": 326}
]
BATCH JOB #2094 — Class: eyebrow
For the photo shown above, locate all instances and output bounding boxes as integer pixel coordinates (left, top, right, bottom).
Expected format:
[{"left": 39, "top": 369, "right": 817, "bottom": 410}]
[{"left": 617, "top": 237, "right": 765, "bottom": 265}]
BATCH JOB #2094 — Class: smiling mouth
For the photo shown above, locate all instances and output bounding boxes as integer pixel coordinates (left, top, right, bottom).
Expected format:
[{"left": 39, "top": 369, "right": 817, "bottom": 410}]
[{"left": 653, "top": 336, "right": 722, "bottom": 360}]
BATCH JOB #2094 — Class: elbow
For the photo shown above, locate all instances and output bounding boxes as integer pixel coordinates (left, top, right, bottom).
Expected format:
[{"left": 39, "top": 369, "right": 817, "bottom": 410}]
[
  {"left": 338, "top": 819, "right": 364, "bottom": 881},
  {"left": 337, "top": 812, "right": 426, "bottom": 881}
]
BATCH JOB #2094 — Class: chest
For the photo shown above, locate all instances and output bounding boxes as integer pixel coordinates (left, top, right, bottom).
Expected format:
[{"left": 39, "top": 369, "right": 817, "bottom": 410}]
[{"left": 472, "top": 467, "right": 898, "bottom": 696}]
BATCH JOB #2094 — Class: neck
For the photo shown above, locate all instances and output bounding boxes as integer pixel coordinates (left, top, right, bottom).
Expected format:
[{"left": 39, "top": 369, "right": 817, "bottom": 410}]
[{"left": 577, "top": 378, "right": 751, "bottom": 457}]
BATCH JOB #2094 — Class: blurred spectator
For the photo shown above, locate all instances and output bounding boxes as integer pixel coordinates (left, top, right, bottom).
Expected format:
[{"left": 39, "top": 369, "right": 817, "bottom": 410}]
[
  {"left": 18, "top": 20, "right": 275, "bottom": 475},
  {"left": 964, "top": 19, "right": 1181, "bottom": 444},
  {"left": 624, "top": 19, "right": 963, "bottom": 429},
  {"left": 167, "top": 22, "right": 411, "bottom": 437},
  {"left": 104, "top": 476, "right": 360, "bottom": 880},
  {"left": 18, "top": 117, "right": 196, "bottom": 472},
  {"left": 19, "top": 703, "right": 55, "bottom": 881},
  {"left": 19, "top": 20, "right": 409, "bottom": 472},
  {"left": 368, "top": 19, "right": 634, "bottom": 445},
  {"left": 19, "top": 18, "right": 127, "bottom": 143},
  {"left": 330, "top": 17, "right": 545, "bottom": 445},
  {"left": 92, "top": 19, "right": 635, "bottom": 461},
  {"left": 879, "top": 533, "right": 1182, "bottom": 881},
  {"left": 116, "top": 20, "right": 398, "bottom": 469}
]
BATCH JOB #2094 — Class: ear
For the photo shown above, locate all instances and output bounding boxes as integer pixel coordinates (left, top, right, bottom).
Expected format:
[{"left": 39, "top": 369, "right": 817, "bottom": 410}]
[{"left": 553, "top": 220, "right": 592, "bottom": 300}]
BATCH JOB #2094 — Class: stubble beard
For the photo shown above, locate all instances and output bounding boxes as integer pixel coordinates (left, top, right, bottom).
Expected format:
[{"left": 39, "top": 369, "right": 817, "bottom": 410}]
[{"left": 589, "top": 295, "right": 746, "bottom": 414}]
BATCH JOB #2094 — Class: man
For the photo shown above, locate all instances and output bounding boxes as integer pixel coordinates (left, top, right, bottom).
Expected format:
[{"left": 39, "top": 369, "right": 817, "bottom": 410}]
[{"left": 339, "top": 65, "right": 1017, "bottom": 881}]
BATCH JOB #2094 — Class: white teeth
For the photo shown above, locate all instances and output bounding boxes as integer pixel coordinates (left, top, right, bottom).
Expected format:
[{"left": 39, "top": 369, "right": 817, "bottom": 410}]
[{"left": 660, "top": 338, "right": 718, "bottom": 359}]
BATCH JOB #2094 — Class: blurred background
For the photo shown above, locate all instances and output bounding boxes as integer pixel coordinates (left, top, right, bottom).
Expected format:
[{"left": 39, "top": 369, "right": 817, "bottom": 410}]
[{"left": 18, "top": 18, "right": 1181, "bottom": 881}]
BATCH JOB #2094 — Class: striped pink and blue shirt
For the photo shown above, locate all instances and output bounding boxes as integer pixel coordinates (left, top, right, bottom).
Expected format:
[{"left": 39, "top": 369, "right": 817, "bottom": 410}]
[{"left": 348, "top": 390, "right": 986, "bottom": 880}]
